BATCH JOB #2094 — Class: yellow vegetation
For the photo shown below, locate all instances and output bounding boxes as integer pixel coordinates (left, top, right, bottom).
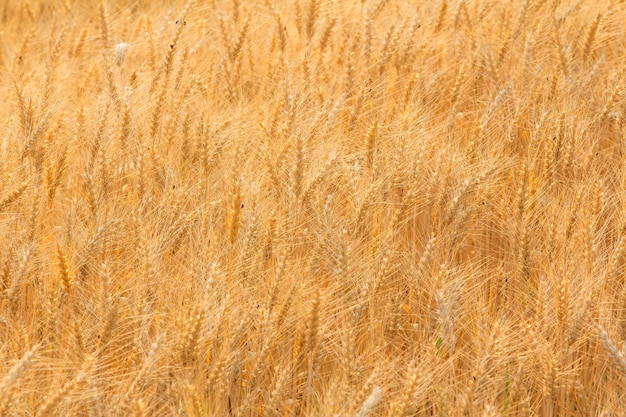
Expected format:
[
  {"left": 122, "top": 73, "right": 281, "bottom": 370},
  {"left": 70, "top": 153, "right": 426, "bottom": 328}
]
[{"left": 0, "top": 0, "right": 625, "bottom": 415}]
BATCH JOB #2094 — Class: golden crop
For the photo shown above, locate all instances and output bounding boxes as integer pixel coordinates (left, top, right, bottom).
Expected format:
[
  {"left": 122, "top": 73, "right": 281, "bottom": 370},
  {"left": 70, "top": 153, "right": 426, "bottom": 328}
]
[{"left": 0, "top": 0, "right": 625, "bottom": 415}]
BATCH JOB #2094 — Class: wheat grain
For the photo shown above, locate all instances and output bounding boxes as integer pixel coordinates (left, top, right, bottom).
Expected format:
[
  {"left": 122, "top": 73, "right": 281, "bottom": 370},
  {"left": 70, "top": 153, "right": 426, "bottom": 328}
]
[
  {"left": 0, "top": 345, "right": 38, "bottom": 413},
  {"left": 0, "top": 0, "right": 626, "bottom": 414}
]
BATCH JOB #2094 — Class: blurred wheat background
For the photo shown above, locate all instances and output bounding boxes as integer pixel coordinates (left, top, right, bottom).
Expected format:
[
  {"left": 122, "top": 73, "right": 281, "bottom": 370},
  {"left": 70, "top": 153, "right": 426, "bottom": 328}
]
[{"left": 1, "top": 0, "right": 626, "bottom": 415}]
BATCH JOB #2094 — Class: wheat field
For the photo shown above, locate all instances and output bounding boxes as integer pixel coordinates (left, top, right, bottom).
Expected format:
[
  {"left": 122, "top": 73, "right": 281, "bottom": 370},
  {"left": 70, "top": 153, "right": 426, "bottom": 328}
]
[{"left": 1, "top": 0, "right": 626, "bottom": 415}]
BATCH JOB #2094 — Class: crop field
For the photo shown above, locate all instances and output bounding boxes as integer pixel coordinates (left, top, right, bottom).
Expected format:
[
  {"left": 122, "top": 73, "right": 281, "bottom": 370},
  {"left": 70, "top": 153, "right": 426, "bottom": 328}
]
[{"left": 1, "top": 0, "right": 626, "bottom": 415}]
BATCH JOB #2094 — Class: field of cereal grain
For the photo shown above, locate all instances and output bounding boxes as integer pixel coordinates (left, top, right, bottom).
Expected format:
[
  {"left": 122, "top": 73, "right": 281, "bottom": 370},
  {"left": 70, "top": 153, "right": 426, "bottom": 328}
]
[{"left": 1, "top": 0, "right": 626, "bottom": 415}]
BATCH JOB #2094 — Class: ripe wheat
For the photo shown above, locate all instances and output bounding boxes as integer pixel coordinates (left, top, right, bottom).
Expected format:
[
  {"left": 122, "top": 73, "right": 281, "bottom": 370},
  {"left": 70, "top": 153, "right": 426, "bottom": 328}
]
[{"left": 0, "top": 0, "right": 626, "bottom": 415}]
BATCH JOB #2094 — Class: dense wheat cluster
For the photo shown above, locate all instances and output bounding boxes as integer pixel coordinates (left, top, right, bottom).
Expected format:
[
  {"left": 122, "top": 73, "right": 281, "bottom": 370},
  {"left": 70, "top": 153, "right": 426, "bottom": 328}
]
[{"left": 2, "top": 0, "right": 626, "bottom": 415}]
